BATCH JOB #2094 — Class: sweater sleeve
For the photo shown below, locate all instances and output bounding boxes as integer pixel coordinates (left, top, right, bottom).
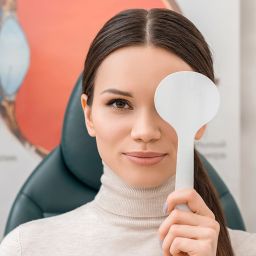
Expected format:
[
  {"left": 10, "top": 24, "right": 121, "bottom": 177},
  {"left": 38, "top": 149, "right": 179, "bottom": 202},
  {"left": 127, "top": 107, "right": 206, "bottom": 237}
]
[
  {"left": 227, "top": 227, "right": 256, "bottom": 256},
  {"left": 0, "top": 226, "right": 22, "bottom": 256}
]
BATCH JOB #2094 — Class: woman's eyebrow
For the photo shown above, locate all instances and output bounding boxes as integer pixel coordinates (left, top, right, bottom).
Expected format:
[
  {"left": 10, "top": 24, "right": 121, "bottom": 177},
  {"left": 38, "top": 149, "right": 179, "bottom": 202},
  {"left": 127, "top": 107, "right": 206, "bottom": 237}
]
[{"left": 100, "top": 88, "right": 133, "bottom": 98}]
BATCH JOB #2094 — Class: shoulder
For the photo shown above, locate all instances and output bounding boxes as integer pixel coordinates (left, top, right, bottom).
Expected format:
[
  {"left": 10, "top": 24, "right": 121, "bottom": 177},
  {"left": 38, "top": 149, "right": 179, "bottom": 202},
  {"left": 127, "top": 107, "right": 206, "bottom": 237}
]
[
  {"left": 0, "top": 201, "right": 96, "bottom": 255},
  {"left": 227, "top": 227, "right": 256, "bottom": 255},
  {"left": 0, "top": 225, "right": 21, "bottom": 256},
  {"left": 19, "top": 201, "right": 97, "bottom": 233}
]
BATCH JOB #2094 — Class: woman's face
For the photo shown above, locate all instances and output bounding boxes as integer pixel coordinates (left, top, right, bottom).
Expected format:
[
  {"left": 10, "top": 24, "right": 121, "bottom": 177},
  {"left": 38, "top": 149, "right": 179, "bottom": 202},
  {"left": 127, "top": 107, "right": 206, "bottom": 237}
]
[{"left": 81, "top": 45, "right": 206, "bottom": 188}]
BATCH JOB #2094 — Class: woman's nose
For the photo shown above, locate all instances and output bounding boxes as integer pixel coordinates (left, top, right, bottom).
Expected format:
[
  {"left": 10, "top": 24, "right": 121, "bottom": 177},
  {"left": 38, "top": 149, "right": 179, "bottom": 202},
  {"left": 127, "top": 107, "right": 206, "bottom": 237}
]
[{"left": 130, "top": 110, "right": 161, "bottom": 143}]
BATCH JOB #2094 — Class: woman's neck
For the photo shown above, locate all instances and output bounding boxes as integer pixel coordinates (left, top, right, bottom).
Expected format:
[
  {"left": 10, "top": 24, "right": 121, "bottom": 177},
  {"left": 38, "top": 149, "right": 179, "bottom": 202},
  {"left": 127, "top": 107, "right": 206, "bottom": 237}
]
[{"left": 94, "top": 161, "right": 176, "bottom": 218}]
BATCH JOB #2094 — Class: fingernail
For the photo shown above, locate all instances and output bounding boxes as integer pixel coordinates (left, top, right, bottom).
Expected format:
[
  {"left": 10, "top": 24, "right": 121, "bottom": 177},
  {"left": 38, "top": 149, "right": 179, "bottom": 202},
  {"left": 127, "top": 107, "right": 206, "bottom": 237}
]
[{"left": 163, "top": 201, "right": 168, "bottom": 214}]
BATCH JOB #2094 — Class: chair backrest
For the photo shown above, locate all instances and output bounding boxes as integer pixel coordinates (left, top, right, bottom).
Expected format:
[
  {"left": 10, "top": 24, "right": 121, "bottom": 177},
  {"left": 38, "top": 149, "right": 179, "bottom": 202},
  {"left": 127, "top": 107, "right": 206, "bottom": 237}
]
[{"left": 4, "top": 76, "right": 246, "bottom": 236}]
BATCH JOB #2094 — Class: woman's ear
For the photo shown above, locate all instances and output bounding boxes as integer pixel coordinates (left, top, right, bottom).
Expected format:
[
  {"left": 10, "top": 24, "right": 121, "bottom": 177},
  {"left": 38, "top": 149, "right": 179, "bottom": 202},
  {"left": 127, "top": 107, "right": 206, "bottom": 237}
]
[
  {"left": 81, "top": 94, "right": 96, "bottom": 137},
  {"left": 195, "top": 124, "right": 207, "bottom": 140}
]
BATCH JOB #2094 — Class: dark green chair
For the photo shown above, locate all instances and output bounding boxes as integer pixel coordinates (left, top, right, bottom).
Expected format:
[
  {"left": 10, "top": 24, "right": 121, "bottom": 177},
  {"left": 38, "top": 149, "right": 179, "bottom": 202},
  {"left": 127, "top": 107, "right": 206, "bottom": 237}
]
[{"left": 4, "top": 76, "right": 246, "bottom": 236}]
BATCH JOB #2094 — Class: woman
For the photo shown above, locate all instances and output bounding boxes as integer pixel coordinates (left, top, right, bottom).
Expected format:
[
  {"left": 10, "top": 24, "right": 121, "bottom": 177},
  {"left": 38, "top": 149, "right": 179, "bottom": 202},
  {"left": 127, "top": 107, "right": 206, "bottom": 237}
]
[{"left": 1, "top": 8, "right": 256, "bottom": 256}]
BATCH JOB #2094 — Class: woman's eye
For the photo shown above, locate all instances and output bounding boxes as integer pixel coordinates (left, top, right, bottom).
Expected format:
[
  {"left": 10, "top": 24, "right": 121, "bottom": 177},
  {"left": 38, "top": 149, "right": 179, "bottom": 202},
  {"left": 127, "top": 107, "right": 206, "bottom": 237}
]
[{"left": 106, "top": 98, "right": 132, "bottom": 110}]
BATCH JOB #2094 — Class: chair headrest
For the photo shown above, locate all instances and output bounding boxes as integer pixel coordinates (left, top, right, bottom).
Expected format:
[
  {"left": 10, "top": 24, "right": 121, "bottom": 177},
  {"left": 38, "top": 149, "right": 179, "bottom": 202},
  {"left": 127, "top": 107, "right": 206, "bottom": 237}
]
[{"left": 61, "top": 75, "right": 103, "bottom": 190}]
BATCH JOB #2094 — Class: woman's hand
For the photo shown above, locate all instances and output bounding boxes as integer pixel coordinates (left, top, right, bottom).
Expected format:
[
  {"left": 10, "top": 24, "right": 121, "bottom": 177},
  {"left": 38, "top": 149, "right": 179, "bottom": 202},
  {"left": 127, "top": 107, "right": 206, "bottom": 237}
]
[{"left": 158, "top": 188, "right": 220, "bottom": 256}]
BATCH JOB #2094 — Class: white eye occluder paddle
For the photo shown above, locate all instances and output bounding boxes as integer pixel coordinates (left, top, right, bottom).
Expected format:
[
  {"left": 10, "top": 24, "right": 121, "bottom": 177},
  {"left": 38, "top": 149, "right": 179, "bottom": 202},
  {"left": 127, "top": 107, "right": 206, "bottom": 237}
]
[{"left": 154, "top": 71, "right": 220, "bottom": 212}]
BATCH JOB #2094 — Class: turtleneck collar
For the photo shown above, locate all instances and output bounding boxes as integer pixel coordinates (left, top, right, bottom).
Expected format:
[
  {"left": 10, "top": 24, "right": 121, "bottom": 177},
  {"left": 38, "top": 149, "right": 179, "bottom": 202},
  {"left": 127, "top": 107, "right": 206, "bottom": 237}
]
[{"left": 94, "top": 161, "right": 176, "bottom": 218}]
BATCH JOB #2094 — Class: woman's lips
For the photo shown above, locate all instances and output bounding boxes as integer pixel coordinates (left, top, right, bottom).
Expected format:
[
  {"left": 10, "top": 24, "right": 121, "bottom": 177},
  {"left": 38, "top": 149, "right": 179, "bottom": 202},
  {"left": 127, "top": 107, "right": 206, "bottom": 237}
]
[{"left": 123, "top": 152, "right": 167, "bottom": 166}]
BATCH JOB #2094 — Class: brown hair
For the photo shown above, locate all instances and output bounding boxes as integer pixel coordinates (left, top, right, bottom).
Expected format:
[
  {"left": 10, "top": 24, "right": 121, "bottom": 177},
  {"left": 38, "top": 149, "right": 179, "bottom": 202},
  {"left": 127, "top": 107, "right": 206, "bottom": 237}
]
[{"left": 82, "top": 8, "right": 234, "bottom": 255}]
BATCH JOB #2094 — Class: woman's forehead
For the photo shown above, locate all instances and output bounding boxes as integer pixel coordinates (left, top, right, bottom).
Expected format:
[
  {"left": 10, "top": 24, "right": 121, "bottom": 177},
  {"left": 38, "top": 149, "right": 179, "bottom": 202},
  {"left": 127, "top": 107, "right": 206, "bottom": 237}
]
[{"left": 93, "top": 45, "right": 192, "bottom": 95}]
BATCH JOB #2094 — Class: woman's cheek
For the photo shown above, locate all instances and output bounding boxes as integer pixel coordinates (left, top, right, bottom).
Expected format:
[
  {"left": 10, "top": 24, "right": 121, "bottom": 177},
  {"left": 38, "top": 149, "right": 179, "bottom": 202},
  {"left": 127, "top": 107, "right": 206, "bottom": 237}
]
[
  {"left": 96, "top": 111, "right": 130, "bottom": 135},
  {"left": 94, "top": 110, "right": 131, "bottom": 147}
]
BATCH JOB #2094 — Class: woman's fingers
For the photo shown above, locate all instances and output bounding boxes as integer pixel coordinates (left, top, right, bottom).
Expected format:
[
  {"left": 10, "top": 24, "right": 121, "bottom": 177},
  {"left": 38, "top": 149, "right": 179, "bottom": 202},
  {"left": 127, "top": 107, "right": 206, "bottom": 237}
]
[
  {"left": 158, "top": 189, "right": 220, "bottom": 255},
  {"left": 161, "top": 224, "right": 219, "bottom": 256},
  {"left": 169, "top": 237, "right": 215, "bottom": 256},
  {"left": 162, "top": 224, "right": 218, "bottom": 249},
  {"left": 165, "top": 189, "right": 215, "bottom": 219},
  {"left": 158, "top": 209, "right": 219, "bottom": 240}
]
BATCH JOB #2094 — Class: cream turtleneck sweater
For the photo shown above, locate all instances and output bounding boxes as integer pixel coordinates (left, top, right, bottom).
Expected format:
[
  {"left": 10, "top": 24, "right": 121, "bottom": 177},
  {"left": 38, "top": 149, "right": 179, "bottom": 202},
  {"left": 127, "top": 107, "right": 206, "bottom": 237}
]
[{"left": 0, "top": 161, "right": 256, "bottom": 255}]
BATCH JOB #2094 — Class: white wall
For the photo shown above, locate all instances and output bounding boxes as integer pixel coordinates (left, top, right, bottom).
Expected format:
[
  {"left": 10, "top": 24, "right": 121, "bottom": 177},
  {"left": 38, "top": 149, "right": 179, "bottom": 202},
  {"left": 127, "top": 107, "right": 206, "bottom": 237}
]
[
  {"left": 178, "top": 0, "right": 256, "bottom": 233},
  {"left": 240, "top": 0, "right": 256, "bottom": 233},
  {"left": 0, "top": 115, "right": 41, "bottom": 238},
  {"left": 177, "top": 0, "right": 242, "bottom": 224}
]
